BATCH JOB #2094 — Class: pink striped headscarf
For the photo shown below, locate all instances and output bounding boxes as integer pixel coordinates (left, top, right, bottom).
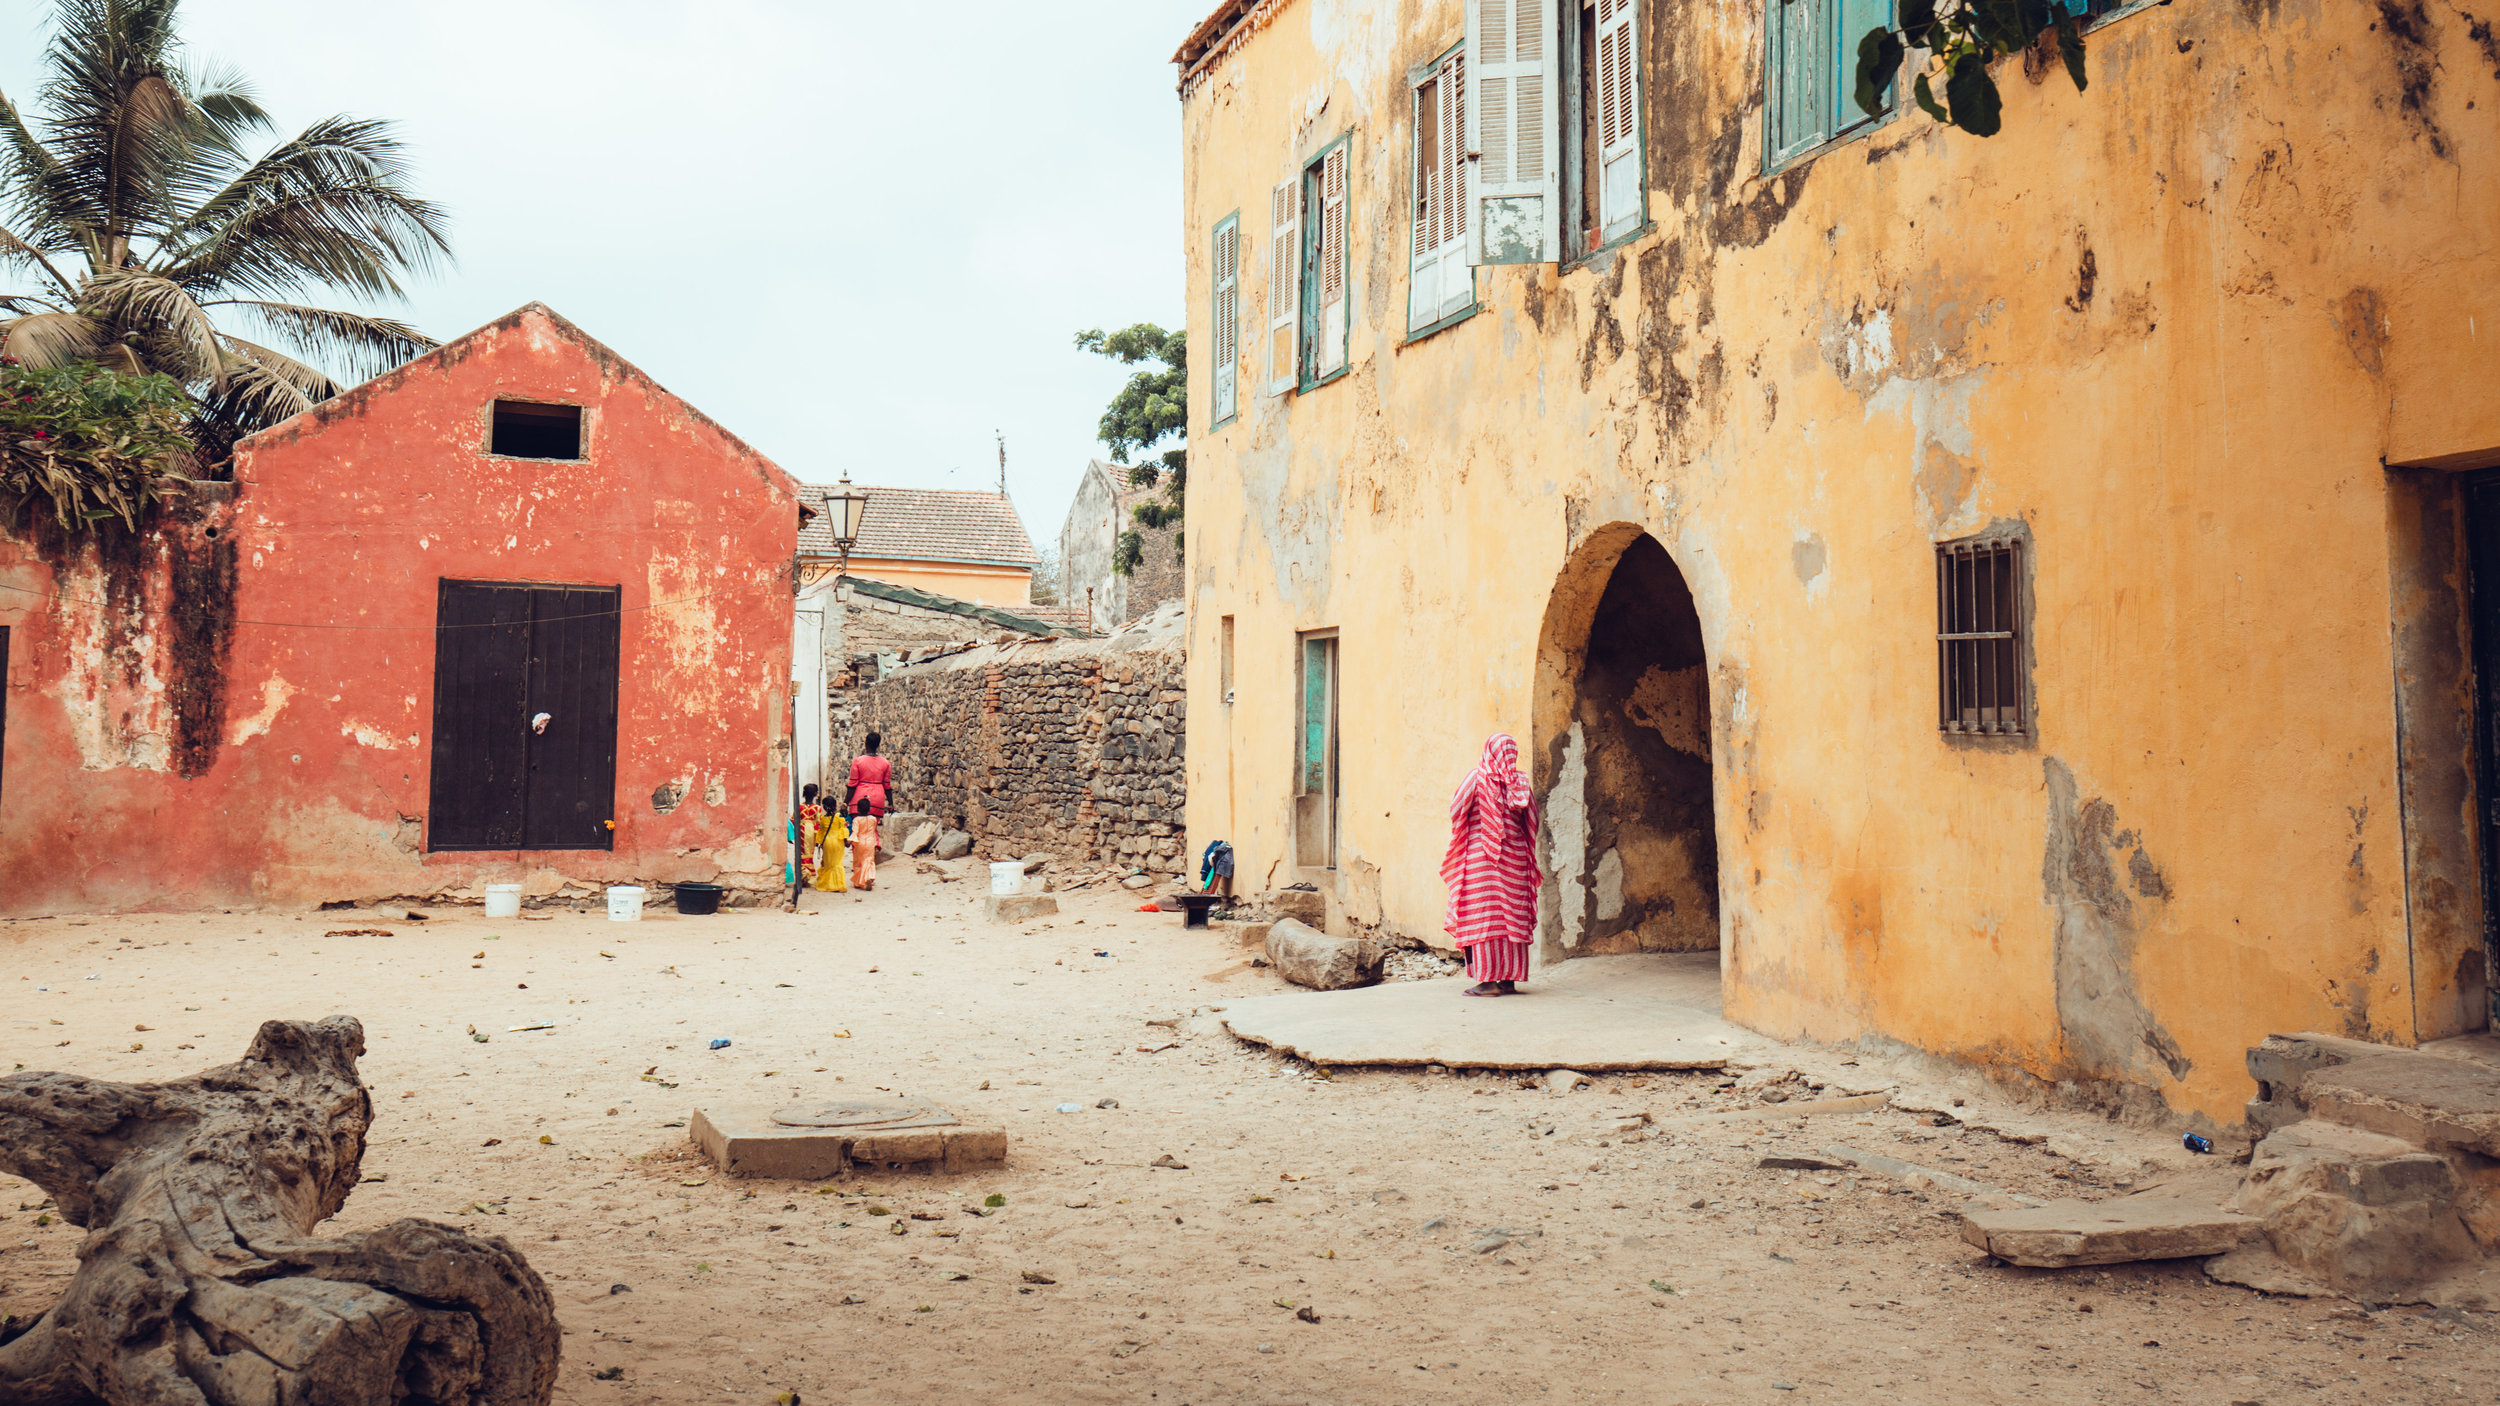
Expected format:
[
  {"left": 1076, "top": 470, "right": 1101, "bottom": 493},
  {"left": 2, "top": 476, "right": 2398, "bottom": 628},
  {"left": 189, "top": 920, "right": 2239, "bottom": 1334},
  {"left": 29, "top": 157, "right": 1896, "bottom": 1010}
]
[{"left": 1440, "top": 734, "right": 1541, "bottom": 947}]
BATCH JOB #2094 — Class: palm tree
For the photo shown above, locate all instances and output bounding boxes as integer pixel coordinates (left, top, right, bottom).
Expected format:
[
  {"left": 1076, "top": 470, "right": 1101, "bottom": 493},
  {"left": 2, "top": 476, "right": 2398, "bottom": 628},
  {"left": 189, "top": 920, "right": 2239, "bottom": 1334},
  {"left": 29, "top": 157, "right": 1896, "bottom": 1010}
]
[{"left": 0, "top": 0, "right": 450, "bottom": 465}]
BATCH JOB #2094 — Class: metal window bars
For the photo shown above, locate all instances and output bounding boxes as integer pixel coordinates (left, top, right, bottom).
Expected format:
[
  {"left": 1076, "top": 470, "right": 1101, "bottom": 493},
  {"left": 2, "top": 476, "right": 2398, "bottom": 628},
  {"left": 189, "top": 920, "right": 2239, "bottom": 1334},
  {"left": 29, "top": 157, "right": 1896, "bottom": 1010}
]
[{"left": 1936, "top": 537, "right": 2025, "bottom": 735}]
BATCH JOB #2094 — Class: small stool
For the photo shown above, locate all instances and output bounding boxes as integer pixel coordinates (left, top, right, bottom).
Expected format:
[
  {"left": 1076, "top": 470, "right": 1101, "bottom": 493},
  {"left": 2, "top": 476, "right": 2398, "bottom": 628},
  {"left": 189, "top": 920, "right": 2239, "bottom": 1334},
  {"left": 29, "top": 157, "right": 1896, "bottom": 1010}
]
[{"left": 1176, "top": 894, "right": 1221, "bottom": 929}]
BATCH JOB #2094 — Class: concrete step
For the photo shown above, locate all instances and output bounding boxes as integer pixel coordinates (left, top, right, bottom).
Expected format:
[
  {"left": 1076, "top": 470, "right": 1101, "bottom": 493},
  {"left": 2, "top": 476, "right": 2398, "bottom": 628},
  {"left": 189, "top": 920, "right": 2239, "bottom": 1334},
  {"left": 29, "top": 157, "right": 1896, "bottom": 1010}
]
[
  {"left": 1961, "top": 1193, "right": 2259, "bottom": 1268},
  {"left": 2247, "top": 1031, "right": 2500, "bottom": 1156}
]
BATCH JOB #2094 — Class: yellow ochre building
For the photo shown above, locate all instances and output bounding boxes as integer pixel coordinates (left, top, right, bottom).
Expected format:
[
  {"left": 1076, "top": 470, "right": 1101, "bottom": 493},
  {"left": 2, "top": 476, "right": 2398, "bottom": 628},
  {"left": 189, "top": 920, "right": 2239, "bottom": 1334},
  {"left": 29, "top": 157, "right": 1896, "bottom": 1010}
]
[{"left": 1174, "top": 0, "right": 2500, "bottom": 1123}]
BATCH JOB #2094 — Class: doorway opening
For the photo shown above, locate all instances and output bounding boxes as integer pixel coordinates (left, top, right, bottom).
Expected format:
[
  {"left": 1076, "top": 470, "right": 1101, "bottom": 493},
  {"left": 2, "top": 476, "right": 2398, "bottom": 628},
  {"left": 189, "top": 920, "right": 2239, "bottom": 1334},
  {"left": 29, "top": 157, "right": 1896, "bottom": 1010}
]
[
  {"left": 427, "top": 579, "right": 621, "bottom": 851},
  {"left": 1295, "top": 630, "right": 1339, "bottom": 869},
  {"left": 1532, "top": 526, "right": 1719, "bottom": 960}
]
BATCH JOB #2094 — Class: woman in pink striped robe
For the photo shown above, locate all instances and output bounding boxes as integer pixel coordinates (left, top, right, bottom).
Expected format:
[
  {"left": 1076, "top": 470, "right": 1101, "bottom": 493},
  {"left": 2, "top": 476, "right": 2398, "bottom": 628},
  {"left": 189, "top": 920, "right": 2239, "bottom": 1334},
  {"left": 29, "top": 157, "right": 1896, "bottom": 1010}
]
[{"left": 1441, "top": 734, "right": 1541, "bottom": 996}]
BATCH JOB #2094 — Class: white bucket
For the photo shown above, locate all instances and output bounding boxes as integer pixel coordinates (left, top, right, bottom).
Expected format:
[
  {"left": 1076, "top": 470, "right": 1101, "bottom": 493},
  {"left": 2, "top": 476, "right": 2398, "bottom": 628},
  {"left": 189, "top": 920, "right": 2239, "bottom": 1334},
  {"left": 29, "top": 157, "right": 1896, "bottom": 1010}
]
[
  {"left": 482, "top": 884, "right": 523, "bottom": 918},
  {"left": 989, "top": 861, "right": 1024, "bottom": 896},
  {"left": 605, "top": 886, "right": 646, "bottom": 922}
]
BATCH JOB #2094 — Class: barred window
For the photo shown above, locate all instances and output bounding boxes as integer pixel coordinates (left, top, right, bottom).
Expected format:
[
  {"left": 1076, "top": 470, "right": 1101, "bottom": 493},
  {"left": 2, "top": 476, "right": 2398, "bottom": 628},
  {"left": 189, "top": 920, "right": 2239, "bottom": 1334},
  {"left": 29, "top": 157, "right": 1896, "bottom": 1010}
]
[{"left": 1937, "top": 536, "right": 2026, "bottom": 735}]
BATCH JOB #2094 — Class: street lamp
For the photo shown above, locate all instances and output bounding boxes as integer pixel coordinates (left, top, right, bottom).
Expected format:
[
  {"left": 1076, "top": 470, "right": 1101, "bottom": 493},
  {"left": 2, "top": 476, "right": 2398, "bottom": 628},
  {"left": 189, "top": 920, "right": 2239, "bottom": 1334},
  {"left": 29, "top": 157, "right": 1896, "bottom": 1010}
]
[{"left": 826, "top": 470, "right": 871, "bottom": 578}]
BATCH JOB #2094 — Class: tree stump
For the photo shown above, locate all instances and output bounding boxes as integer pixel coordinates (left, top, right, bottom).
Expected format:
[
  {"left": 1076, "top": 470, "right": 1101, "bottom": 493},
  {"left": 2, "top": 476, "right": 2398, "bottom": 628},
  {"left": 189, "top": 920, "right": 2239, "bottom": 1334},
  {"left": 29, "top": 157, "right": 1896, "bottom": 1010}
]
[{"left": 0, "top": 1016, "right": 558, "bottom": 1404}]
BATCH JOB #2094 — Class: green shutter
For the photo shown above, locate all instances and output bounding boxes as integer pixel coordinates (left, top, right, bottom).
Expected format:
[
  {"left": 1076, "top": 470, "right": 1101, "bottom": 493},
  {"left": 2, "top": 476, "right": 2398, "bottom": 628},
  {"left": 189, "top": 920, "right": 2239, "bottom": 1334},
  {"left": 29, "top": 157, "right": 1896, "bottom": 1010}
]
[
  {"left": 1835, "top": 0, "right": 1894, "bottom": 132},
  {"left": 1300, "top": 638, "right": 1329, "bottom": 794},
  {"left": 1766, "top": 0, "right": 1828, "bottom": 167}
]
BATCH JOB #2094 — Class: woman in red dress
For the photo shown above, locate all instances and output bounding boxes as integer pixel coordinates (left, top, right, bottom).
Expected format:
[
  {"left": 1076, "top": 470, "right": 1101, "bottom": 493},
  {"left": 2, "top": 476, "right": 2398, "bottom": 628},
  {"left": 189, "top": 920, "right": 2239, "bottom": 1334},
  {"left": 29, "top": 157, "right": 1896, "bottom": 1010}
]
[
  {"left": 1441, "top": 734, "right": 1541, "bottom": 995},
  {"left": 843, "top": 731, "right": 894, "bottom": 892}
]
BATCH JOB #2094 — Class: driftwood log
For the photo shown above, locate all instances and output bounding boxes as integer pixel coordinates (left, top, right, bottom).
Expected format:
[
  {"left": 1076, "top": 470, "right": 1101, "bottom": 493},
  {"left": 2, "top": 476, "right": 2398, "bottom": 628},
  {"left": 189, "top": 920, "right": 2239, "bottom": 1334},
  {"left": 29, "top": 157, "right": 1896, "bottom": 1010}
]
[{"left": 0, "top": 1016, "right": 558, "bottom": 1405}]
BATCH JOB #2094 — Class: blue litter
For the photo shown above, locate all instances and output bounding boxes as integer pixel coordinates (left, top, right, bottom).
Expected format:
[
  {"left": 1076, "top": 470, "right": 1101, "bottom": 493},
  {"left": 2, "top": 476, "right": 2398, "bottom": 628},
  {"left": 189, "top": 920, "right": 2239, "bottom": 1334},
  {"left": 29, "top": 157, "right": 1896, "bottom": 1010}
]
[
  {"left": 708, "top": 1038, "right": 732, "bottom": 1050},
  {"left": 2182, "top": 1132, "right": 2213, "bottom": 1154}
]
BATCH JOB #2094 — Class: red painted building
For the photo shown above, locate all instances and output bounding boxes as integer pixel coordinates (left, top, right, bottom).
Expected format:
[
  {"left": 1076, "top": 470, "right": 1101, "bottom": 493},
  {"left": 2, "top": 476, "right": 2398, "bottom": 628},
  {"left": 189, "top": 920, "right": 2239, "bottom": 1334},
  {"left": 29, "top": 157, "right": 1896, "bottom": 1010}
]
[{"left": 0, "top": 304, "right": 805, "bottom": 913}]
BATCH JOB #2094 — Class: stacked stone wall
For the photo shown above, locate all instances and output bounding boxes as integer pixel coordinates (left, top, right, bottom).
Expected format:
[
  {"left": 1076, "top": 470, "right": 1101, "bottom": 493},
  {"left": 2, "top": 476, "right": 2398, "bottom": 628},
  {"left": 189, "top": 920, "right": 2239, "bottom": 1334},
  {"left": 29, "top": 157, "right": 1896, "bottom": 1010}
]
[{"left": 840, "top": 642, "right": 1186, "bottom": 873}]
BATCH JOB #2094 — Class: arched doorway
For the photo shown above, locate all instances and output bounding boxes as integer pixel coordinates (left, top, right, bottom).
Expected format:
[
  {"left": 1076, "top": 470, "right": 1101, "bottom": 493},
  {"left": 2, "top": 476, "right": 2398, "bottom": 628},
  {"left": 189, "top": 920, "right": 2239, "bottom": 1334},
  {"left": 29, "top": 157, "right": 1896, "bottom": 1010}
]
[{"left": 1531, "top": 525, "right": 1719, "bottom": 959}]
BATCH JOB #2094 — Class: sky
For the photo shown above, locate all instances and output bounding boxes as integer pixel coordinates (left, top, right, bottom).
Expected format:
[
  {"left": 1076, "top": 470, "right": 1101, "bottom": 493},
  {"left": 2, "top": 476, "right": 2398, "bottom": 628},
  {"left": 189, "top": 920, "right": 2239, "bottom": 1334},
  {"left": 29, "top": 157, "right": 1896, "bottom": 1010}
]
[{"left": 0, "top": 0, "right": 1208, "bottom": 550}]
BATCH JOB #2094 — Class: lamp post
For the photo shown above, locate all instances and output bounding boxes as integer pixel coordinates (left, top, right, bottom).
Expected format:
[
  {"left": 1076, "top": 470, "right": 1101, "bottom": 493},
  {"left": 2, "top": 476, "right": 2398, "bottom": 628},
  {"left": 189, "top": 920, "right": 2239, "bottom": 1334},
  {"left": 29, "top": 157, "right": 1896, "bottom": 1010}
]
[{"left": 826, "top": 470, "right": 871, "bottom": 580}]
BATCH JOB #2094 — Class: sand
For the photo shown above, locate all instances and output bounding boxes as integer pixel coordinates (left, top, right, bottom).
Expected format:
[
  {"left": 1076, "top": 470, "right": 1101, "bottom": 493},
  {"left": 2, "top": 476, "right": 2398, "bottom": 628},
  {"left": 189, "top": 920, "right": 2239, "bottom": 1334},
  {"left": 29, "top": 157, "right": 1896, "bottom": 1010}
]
[{"left": 4, "top": 860, "right": 2494, "bottom": 1403}]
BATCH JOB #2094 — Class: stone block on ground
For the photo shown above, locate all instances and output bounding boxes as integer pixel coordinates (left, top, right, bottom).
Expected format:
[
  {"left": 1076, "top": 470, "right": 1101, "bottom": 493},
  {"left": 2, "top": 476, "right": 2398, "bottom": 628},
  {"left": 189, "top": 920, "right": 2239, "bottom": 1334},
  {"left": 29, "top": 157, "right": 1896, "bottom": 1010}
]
[
  {"left": 691, "top": 1100, "right": 1005, "bottom": 1179},
  {"left": 932, "top": 830, "right": 973, "bottom": 860},
  {"left": 902, "top": 822, "right": 941, "bottom": 856},
  {"left": 1960, "top": 1194, "right": 2259, "bottom": 1267},
  {"left": 1215, "top": 919, "right": 1274, "bottom": 952},
  {"left": 2208, "top": 1119, "right": 2487, "bottom": 1301},
  {"left": 1265, "top": 917, "right": 1381, "bottom": 991},
  {"left": 986, "top": 894, "right": 1060, "bottom": 923},
  {"left": 1020, "top": 853, "right": 1053, "bottom": 873},
  {"left": 1266, "top": 888, "right": 1325, "bottom": 923},
  {"left": 1121, "top": 874, "right": 1155, "bottom": 890}
]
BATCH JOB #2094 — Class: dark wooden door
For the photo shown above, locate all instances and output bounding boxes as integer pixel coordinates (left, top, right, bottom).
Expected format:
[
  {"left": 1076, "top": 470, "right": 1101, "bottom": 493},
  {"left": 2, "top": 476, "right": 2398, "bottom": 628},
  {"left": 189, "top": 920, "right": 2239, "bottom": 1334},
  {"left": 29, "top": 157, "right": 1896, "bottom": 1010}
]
[
  {"left": 521, "top": 586, "right": 620, "bottom": 850},
  {"left": 428, "top": 580, "right": 619, "bottom": 852}
]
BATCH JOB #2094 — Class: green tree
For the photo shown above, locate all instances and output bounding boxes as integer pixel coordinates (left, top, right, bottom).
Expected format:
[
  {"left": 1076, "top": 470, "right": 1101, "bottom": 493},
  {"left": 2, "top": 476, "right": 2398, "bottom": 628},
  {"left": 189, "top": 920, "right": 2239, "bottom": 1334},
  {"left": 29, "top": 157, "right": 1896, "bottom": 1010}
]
[
  {"left": 0, "top": 0, "right": 450, "bottom": 467},
  {"left": 1074, "top": 322, "right": 1187, "bottom": 577},
  {"left": 1852, "top": 0, "right": 2088, "bottom": 138}
]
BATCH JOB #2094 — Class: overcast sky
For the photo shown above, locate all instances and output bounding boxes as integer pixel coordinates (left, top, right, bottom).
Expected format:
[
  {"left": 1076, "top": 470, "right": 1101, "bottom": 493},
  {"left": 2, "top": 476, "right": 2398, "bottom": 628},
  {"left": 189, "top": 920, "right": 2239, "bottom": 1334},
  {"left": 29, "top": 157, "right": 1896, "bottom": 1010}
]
[{"left": 0, "top": 0, "right": 1204, "bottom": 547}]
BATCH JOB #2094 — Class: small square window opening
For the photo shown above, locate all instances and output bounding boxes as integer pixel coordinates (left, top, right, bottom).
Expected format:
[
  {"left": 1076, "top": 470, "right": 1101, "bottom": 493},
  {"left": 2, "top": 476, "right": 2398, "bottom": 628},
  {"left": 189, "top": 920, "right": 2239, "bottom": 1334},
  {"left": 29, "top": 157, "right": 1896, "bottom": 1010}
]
[
  {"left": 490, "top": 401, "right": 583, "bottom": 460},
  {"left": 1937, "top": 536, "right": 2025, "bottom": 735}
]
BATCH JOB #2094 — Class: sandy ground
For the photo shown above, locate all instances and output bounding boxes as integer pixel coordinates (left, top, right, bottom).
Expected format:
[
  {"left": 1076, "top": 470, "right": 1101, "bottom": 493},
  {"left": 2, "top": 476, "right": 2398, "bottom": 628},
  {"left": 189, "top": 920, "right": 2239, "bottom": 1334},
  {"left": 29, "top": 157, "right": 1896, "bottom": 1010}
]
[{"left": 5, "top": 859, "right": 2496, "bottom": 1404}]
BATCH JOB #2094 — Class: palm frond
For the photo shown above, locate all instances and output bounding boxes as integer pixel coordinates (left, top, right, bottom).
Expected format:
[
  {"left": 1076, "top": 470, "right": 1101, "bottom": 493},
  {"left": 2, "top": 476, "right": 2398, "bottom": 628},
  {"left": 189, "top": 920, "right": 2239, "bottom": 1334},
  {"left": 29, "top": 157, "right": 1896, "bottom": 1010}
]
[
  {"left": 0, "top": 219, "right": 80, "bottom": 298},
  {"left": 207, "top": 298, "right": 434, "bottom": 383},
  {"left": 175, "top": 58, "right": 269, "bottom": 142},
  {"left": 0, "top": 309, "right": 107, "bottom": 365},
  {"left": 82, "top": 267, "right": 223, "bottom": 380},
  {"left": 155, "top": 116, "right": 451, "bottom": 299},
  {"left": 0, "top": 88, "right": 97, "bottom": 259},
  {"left": 201, "top": 331, "right": 336, "bottom": 430},
  {"left": 0, "top": 293, "right": 72, "bottom": 314},
  {"left": 37, "top": 0, "right": 203, "bottom": 254}
]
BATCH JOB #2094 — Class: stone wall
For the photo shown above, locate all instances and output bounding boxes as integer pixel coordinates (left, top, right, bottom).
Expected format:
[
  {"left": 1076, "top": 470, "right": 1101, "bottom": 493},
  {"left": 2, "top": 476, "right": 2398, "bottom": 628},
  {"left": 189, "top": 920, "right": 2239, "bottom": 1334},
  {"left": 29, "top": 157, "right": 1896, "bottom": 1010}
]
[{"left": 838, "top": 605, "right": 1187, "bottom": 873}]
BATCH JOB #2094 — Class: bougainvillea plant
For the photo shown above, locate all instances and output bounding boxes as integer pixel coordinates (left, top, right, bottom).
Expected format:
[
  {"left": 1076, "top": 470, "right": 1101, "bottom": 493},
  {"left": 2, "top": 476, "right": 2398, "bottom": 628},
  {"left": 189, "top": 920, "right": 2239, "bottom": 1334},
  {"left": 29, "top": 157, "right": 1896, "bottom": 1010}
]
[{"left": 0, "top": 357, "right": 197, "bottom": 533}]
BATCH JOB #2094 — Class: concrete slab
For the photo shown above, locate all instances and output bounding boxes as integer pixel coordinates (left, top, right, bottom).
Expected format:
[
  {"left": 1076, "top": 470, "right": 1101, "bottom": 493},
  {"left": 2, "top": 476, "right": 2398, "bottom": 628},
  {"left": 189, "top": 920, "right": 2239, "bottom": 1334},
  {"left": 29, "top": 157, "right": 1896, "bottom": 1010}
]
[
  {"left": 985, "top": 894, "right": 1059, "bottom": 922},
  {"left": 1961, "top": 1194, "right": 2259, "bottom": 1267},
  {"left": 1211, "top": 953, "right": 1751, "bottom": 1071},
  {"left": 691, "top": 1097, "right": 1006, "bottom": 1179}
]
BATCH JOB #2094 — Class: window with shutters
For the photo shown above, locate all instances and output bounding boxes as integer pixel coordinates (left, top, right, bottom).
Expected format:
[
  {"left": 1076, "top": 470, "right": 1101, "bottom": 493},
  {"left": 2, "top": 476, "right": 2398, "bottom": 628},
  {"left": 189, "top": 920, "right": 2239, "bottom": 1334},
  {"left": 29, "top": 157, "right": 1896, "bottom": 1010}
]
[
  {"left": 1935, "top": 533, "right": 2028, "bottom": 737},
  {"left": 1210, "top": 212, "right": 1241, "bottom": 428},
  {"left": 1568, "top": 0, "right": 1646, "bottom": 257},
  {"left": 1466, "top": 0, "right": 1562, "bottom": 266},
  {"left": 1265, "top": 177, "right": 1300, "bottom": 397},
  {"left": 1299, "top": 136, "right": 1352, "bottom": 390},
  {"left": 1408, "top": 44, "right": 1477, "bottom": 336},
  {"left": 1764, "top": 0, "right": 1895, "bottom": 171}
]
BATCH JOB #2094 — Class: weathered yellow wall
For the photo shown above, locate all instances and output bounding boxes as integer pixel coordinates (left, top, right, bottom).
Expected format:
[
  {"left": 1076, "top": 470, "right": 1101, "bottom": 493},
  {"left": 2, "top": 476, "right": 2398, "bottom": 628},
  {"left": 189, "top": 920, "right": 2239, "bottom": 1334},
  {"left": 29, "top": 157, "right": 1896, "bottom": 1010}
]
[
  {"left": 1179, "top": 0, "right": 2500, "bottom": 1123},
  {"left": 841, "top": 558, "right": 1033, "bottom": 607}
]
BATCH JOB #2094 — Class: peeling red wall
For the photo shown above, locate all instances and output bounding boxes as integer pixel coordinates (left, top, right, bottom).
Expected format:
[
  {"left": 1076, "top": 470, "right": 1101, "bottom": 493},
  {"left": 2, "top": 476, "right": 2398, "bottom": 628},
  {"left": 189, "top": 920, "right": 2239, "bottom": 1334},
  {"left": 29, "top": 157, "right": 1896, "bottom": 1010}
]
[{"left": 0, "top": 304, "right": 801, "bottom": 913}]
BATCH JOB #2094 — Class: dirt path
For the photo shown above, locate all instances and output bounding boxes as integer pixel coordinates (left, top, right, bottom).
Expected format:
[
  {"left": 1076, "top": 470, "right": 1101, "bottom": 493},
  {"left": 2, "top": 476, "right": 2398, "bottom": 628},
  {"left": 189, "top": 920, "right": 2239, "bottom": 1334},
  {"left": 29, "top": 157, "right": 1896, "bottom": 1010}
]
[{"left": 5, "top": 862, "right": 2492, "bottom": 1403}]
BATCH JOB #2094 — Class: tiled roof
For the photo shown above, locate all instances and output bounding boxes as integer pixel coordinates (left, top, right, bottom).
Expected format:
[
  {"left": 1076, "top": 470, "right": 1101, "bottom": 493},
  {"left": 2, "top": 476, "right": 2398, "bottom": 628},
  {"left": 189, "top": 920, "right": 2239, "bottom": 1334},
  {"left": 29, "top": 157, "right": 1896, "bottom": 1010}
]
[{"left": 797, "top": 484, "right": 1039, "bottom": 569}]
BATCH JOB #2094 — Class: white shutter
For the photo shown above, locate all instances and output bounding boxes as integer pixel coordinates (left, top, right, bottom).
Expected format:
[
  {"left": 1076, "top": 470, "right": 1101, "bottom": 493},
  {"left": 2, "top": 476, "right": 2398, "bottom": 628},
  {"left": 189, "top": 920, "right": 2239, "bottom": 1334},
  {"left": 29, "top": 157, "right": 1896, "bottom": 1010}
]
[
  {"left": 1265, "top": 180, "right": 1300, "bottom": 395},
  {"left": 1465, "top": 0, "right": 1560, "bottom": 266},
  {"left": 1595, "top": 0, "right": 1642, "bottom": 240},
  {"left": 1409, "top": 52, "right": 1473, "bottom": 331},
  {"left": 1211, "top": 216, "right": 1239, "bottom": 423},
  {"left": 1314, "top": 144, "right": 1348, "bottom": 377}
]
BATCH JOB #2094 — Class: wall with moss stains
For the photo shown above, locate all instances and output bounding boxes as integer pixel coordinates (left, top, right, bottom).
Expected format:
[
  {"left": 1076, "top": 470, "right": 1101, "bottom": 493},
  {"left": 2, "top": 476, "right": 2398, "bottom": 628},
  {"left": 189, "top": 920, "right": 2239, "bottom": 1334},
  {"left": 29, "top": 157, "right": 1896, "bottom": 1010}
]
[
  {"left": 0, "top": 303, "right": 803, "bottom": 912},
  {"left": 1177, "top": 0, "right": 2500, "bottom": 1123}
]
